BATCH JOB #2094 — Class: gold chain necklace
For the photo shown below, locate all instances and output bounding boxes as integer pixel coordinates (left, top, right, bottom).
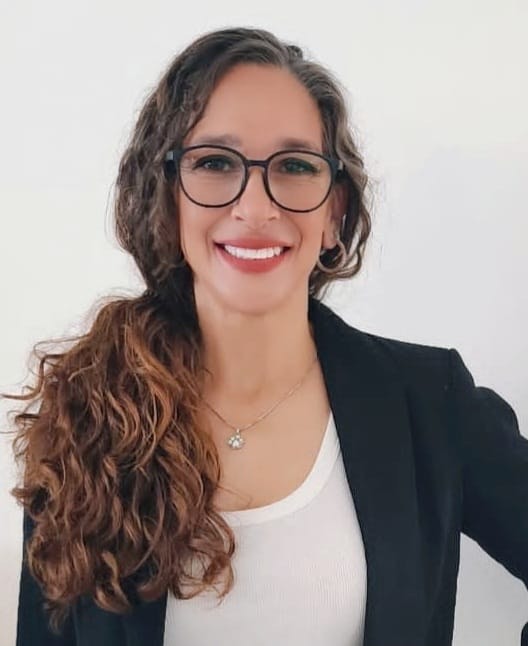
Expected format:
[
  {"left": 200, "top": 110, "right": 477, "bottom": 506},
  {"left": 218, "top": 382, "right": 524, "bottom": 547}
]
[{"left": 202, "top": 354, "right": 318, "bottom": 450}]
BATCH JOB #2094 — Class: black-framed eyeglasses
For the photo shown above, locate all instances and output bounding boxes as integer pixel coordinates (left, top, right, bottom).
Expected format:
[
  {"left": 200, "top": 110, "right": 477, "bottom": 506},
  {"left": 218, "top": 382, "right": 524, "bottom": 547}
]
[{"left": 163, "top": 144, "right": 344, "bottom": 213}]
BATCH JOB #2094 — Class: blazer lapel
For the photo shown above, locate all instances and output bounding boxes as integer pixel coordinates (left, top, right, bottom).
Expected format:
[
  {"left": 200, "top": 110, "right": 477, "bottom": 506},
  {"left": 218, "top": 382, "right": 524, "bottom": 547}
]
[
  {"left": 309, "top": 297, "right": 426, "bottom": 646},
  {"left": 121, "top": 591, "right": 167, "bottom": 646}
]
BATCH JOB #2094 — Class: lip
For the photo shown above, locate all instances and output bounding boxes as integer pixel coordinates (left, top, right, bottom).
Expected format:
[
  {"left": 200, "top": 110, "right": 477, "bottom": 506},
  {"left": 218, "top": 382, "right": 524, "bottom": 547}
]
[{"left": 215, "top": 237, "right": 292, "bottom": 249}]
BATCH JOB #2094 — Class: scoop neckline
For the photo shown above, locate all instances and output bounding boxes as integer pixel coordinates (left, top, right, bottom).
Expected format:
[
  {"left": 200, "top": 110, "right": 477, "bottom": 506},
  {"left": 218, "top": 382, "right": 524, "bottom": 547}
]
[{"left": 218, "top": 410, "right": 339, "bottom": 526}]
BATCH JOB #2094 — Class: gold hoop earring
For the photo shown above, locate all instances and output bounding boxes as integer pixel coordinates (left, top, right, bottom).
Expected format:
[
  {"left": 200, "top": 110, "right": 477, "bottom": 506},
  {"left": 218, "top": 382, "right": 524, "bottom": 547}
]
[{"left": 316, "top": 235, "right": 348, "bottom": 274}]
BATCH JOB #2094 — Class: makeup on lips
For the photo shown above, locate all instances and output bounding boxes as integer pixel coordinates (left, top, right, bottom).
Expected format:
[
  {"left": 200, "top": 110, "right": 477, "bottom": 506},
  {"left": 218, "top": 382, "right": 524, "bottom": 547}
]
[{"left": 214, "top": 238, "right": 292, "bottom": 274}]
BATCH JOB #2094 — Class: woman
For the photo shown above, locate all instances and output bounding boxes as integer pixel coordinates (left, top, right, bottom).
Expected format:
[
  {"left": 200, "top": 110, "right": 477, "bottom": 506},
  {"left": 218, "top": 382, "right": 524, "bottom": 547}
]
[{"left": 8, "top": 27, "right": 527, "bottom": 646}]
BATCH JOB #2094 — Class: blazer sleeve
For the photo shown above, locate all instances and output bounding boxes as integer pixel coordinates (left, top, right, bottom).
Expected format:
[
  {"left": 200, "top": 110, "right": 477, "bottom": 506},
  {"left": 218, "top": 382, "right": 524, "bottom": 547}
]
[
  {"left": 449, "top": 348, "right": 528, "bottom": 645},
  {"left": 16, "top": 511, "right": 76, "bottom": 646}
]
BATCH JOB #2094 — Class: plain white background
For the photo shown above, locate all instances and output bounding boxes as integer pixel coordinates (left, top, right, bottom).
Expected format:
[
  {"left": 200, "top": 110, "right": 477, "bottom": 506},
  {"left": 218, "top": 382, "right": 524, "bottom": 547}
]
[{"left": 1, "top": 1, "right": 527, "bottom": 644}]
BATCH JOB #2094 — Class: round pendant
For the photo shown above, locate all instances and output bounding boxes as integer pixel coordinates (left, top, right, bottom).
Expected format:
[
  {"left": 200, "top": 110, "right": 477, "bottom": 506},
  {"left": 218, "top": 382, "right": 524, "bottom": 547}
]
[{"left": 227, "top": 429, "right": 245, "bottom": 449}]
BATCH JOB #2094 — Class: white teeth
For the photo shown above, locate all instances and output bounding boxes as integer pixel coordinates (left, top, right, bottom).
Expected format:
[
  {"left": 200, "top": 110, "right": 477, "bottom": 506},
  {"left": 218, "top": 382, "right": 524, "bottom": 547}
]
[{"left": 223, "top": 245, "right": 284, "bottom": 260}]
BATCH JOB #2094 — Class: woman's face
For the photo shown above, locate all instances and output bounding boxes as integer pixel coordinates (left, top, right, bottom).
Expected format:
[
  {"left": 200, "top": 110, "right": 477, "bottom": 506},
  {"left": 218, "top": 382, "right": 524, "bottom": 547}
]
[{"left": 175, "top": 63, "right": 341, "bottom": 317}]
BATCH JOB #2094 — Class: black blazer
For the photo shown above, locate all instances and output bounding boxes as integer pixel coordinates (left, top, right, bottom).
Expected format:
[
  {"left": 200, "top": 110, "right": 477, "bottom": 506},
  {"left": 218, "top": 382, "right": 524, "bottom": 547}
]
[{"left": 16, "top": 297, "right": 528, "bottom": 646}]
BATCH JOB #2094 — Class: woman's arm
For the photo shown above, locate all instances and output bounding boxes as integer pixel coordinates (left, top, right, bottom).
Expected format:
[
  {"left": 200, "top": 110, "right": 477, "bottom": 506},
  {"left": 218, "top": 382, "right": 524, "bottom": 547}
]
[
  {"left": 449, "top": 348, "right": 528, "bottom": 645},
  {"left": 16, "top": 512, "right": 76, "bottom": 646}
]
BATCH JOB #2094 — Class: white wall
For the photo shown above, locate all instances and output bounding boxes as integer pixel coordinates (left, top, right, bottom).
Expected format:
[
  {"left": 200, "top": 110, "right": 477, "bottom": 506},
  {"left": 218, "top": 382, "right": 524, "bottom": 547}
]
[{"left": 1, "top": 1, "right": 526, "bottom": 644}]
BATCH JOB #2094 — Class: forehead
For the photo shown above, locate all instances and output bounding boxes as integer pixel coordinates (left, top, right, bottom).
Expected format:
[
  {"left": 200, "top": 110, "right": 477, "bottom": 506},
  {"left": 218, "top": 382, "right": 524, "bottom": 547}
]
[{"left": 185, "top": 63, "right": 324, "bottom": 153}]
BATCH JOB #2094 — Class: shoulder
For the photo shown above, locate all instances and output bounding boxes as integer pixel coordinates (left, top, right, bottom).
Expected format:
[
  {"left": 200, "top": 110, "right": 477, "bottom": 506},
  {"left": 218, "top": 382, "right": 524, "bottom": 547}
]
[{"left": 310, "top": 297, "right": 452, "bottom": 386}]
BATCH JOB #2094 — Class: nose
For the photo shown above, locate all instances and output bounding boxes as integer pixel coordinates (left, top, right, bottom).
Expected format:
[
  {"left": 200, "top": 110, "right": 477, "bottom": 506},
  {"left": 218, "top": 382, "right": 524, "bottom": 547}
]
[{"left": 230, "top": 166, "right": 281, "bottom": 226}]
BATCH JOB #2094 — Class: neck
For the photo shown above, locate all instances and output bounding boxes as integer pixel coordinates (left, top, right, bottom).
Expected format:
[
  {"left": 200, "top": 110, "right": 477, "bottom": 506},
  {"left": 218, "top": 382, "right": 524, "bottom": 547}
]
[{"left": 196, "top": 290, "right": 317, "bottom": 408}]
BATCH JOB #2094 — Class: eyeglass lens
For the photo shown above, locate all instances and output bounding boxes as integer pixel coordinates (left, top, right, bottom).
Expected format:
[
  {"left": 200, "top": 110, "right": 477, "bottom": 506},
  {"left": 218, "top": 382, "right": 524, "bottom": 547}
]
[{"left": 178, "top": 146, "right": 332, "bottom": 211}]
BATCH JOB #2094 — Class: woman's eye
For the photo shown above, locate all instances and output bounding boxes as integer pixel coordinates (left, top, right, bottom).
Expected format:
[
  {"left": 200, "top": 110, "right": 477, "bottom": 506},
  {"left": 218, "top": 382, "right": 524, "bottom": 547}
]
[
  {"left": 194, "top": 156, "right": 234, "bottom": 171},
  {"left": 280, "top": 158, "right": 318, "bottom": 174}
]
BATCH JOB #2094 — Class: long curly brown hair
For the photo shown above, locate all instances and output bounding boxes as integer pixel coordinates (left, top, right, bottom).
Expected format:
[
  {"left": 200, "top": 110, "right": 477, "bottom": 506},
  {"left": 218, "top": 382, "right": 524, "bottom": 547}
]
[{"left": 4, "top": 27, "right": 372, "bottom": 632}]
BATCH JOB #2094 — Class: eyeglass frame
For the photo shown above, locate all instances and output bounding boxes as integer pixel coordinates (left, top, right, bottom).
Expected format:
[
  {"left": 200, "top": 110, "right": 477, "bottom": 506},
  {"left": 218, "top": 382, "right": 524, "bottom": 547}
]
[{"left": 163, "top": 144, "right": 345, "bottom": 214}]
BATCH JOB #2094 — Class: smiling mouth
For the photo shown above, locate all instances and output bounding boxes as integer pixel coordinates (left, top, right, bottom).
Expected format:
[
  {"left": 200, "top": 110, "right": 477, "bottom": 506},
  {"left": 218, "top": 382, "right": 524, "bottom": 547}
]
[
  {"left": 215, "top": 242, "right": 290, "bottom": 260},
  {"left": 216, "top": 243, "right": 288, "bottom": 260},
  {"left": 214, "top": 243, "right": 292, "bottom": 273}
]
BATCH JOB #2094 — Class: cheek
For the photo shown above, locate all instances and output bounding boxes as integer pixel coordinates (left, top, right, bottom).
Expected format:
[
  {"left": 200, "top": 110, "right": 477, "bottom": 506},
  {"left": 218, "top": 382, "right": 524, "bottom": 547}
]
[
  {"left": 296, "top": 211, "right": 329, "bottom": 249},
  {"left": 178, "top": 202, "right": 224, "bottom": 260},
  {"left": 178, "top": 205, "right": 203, "bottom": 260}
]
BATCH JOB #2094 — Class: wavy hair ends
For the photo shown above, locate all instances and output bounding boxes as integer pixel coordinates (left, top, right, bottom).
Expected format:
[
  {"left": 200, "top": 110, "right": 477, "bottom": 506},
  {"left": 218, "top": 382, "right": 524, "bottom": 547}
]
[
  {"left": 6, "top": 293, "right": 235, "bottom": 632},
  {"left": 5, "top": 26, "right": 372, "bottom": 632}
]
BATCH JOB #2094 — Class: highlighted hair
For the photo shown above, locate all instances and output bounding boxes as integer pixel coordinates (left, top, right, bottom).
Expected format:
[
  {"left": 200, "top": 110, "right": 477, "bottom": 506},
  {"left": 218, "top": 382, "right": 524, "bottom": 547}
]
[{"left": 5, "top": 26, "right": 371, "bottom": 631}]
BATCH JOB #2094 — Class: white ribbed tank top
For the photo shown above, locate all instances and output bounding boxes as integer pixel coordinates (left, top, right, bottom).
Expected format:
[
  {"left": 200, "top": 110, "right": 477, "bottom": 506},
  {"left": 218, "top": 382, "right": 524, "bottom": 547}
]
[{"left": 163, "top": 411, "right": 367, "bottom": 645}]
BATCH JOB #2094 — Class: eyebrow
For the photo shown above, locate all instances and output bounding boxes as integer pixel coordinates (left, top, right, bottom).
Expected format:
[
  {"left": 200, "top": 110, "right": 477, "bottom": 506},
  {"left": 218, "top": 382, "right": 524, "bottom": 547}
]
[{"left": 188, "top": 134, "right": 322, "bottom": 153}]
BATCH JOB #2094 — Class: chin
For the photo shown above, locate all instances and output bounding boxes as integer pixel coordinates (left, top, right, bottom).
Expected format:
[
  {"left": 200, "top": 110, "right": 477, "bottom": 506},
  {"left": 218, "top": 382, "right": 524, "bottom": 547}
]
[
  {"left": 220, "top": 290, "right": 289, "bottom": 318},
  {"left": 196, "top": 281, "right": 300, "bottom": 319}
]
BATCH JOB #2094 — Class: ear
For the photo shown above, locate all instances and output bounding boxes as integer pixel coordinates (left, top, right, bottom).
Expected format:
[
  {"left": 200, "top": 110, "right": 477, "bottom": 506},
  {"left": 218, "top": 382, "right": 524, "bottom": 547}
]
[{"left": 321, "top": 181, "right": 348, "bottom": 250}]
